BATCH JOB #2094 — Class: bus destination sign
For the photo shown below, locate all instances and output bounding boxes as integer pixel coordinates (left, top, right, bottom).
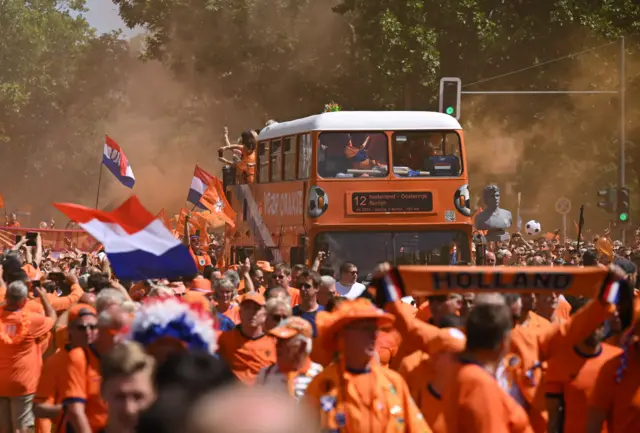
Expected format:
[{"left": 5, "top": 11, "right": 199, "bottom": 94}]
[{"left": 351, "top": 192, "right": 433, "bottom": 213}]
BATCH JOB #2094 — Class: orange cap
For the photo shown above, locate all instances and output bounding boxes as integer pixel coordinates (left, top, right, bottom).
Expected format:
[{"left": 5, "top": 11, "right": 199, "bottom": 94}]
[
  {"left": 256, "top": 261, "right": 274, "bottom": 273},
  {"left": 68, "top": 304, "right": 97, "bottom": 324},
  {"left": 239, "top": 292, "right": 266, "bottom": 306},
  {"left": 182, "top": 291, "right": 212, "bottom": 312},
  {"left": 191, "top": 278, "right": 212, "bottom": 294},
  {"left": 268, "top": 317, "right": 313, "bottom": 340},
  {"left": 321, "top": 298, "right": 394, "bottom": 350}
]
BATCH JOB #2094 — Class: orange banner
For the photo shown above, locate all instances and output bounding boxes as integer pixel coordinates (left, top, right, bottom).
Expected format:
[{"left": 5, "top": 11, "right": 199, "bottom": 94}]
[
  {"left": 394, "top": 265, "right": 610, "bottom": 297},
  {"left": 0, "top": 227, "right": 96, "bottom": 252}
]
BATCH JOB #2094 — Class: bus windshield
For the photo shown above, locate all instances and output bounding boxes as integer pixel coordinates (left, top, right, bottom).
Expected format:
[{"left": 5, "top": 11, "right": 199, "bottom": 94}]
[
  {"left": 318, "top": 132, "right": 389, "bottom": 178},
  {"left": 314, "top": 230, "right": 470, "bottom": 279},
  {"left": 392, "top": 131, "right": 463, "bottom": 177}
]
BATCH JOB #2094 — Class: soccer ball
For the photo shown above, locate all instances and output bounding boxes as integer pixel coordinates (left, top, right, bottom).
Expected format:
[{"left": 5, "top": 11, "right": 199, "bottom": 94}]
[
  {"left": 525, "top": 220, "right": 542, "bottom": 236},
  {"left": 454, "top": 184, "right": 471, "bottom": 216},
  {"left": 308, "top": 186, "right": 329, "bottom": 218}
]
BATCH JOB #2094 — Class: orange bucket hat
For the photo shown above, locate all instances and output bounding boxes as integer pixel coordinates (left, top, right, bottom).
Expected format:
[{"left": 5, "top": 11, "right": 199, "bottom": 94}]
[{"left": 320, "top": 298, "right": 394, "bottom": 351}]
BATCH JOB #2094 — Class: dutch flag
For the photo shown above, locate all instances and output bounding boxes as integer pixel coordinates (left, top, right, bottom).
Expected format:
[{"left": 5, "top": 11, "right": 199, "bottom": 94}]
[
  {"left": 103, "top": 135, "right": 135, "bottom": 188},
  {"left": 54, "top": 196, "right": 197, "bottom": 280},
  {"left": 187, "top": 165, "right": 215, "bottom": 209}
]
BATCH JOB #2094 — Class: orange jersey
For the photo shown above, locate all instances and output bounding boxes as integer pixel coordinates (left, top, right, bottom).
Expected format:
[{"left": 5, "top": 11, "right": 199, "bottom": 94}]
[
  {"left": 57, "top": 346, "right": 107, "bottom": 433},
  {"left": 554, "top": 297, "right": 572, "bottom": 321},
  {"left": 218, "top": 303, "right": 241, "bottom": 324},
  {"left": 506, "top": 299, "right": 612, "bottom": 431},
  {"left": 217, "top": 327, "right": 276, "bottom": 385},
  {"left": 442, "top": 359, "right": 533, "bottom": 433},
  {"left": 0, "top": 308, "right": 55, "bottom": 396},
  {"left": 399, "top": 351, "right": 447, "bottom": 433},
  {"left": 35, "top": 347, "right": 68, "bottom": 433},
  {"left": 589, "top": 347, "right": 640, "bottom": 433},
  {"left": 288, "top": 287, "right": 301, "bottom": 307},
  {"left": 546, "top": 343, "right": 621, "bottom": 433},
  {"left": 305, "top": 362, "right": 431, "bottom": 433},
  {"left": 190, "top": 248, "right": 212, "bottom": 273},
  {"left": 520, "top": 311, "right": 552, "bottom": 331}
]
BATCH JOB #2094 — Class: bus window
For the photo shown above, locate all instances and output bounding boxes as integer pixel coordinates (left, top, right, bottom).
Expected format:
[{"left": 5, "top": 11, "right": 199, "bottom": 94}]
[
  {"left": 392, "top": 131, "right": 462, "bottom": 177},
  {"left": 258, "top": 141, "right": 269, "bottom": 183},
  {"left": 283, "top": 136, "right": 296, "bottom": 181},
  {"left": 298, "top": 133, "right": 311, "bottom": 179},
  {"left": 270, "top": 139, "right": 282, "bottom": 182},
  {"left": 317, "top": 132, "right": 388, "bottom": 179}
]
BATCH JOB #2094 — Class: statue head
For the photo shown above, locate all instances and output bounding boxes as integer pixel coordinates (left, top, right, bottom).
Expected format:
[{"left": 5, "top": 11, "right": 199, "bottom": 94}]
[{"left": 483, "top": 184, "right": 500, "bottom": 210}]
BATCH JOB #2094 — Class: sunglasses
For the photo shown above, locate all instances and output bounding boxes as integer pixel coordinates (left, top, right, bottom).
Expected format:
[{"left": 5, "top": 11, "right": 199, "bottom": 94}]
[
  {"left": 345, "top": 270, "right": 358, "bottom": 275},
  {"left": 76, "top": 324, "right": 98, "bottom": 331},
  {"left": 274, "top": 274, "right": 285, "bottom": 280},
  {"left": 270, "top": 314, "right": 287, "bottom": 322},
  {"left": 300, "top": 283, "right": 313, "bottom": 290}
]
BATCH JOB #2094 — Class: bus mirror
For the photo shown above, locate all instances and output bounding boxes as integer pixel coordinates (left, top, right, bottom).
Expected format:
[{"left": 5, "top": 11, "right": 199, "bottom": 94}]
[{"left": 290, "top": 246, "right": 307, "bottom": 266}]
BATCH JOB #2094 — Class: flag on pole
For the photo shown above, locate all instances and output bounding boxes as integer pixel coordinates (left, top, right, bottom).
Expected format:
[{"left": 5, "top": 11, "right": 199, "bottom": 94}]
[
  {"left": 187, "top": 165, "right": 215, "bottom": 209},
  {"left": 103, "top": 135, "right": 135, "bottom": 188},
  {"left": 54, "top": 196, "right": 196, "bottom": 280},
  {"left": 200, "top": 177, "right": 236, "bottom": 228}
]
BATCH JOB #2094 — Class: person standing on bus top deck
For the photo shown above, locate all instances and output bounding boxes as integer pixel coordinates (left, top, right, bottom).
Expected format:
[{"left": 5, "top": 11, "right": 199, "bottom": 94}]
[
  {"left": 219, "top": 127, "right": 257, "bottom": 184},
  {"left": 336, "top": 263, "right": 366, "bottom": 300}
]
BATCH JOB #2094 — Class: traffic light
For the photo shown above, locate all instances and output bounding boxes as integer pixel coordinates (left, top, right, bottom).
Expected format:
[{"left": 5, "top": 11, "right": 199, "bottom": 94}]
[
  {"left": 597, "top": 188, "right": 615, "bottom": 213},
  {"left": 616, "top": 187, "right": 630, "bottom": 223},
  {"left": 439, "top": 77, "right": 461, "bottom": 120}
]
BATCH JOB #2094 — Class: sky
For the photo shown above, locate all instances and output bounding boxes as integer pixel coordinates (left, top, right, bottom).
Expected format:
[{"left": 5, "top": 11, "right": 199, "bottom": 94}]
[{"left": 84, "top": 0, "right": 142, "bottom": 37}]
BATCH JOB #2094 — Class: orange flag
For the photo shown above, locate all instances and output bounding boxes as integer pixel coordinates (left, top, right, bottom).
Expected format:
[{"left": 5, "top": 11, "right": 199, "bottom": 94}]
[
  {"left": 176, "top": 208, "right": 196, "bottom": 236},
  {"left": 156, "top": 209, "right": 172, "bottom": 230},
  {"left": 0, "top": 193, "right": 4, "bottom": 209},
  {"left": 200, "top": 177, "right": 236, "bottom": 228}
]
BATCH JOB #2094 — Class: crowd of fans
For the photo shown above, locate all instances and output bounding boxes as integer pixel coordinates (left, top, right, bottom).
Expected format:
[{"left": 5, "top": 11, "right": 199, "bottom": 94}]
[{"left": 0, "top": 214, "right": 639, "bottom": 433}]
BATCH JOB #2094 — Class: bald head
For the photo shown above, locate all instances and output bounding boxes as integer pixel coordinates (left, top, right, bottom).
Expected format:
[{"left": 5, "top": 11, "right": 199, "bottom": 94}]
[
  {"left": 473, "top": 293, "right": 506, "bottom": 306},
  {"left": 79, "top": 292, "right": 97, "bottom": 308},
  {"left": 185, "top": 386, "right": 318, "bottom": 433}
]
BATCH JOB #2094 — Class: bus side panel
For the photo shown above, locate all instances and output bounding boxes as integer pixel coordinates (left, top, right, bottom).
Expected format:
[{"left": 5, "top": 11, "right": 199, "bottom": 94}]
[{"left": 227, "top": 181, "right": 306, "bottom": 263}]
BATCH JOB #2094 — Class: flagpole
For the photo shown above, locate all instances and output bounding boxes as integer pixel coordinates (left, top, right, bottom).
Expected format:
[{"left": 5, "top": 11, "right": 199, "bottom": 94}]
[
  {"left": 576, "top": 205, "right": 585, "bottom": 251},
  {"left": 95, "top": 163, "right": 103, "bottom": 209}
]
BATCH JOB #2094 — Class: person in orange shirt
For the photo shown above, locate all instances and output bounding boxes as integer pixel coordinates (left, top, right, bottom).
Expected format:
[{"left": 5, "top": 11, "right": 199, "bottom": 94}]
[
  {"left": 34, "top": 304, "right": 98, "bottom": 433},
  {"left": 185, "top": 231, "right": 212, "bottom": 273},
  {"left": 304, "top": 298, "right": 430, "bottom": 433},
  {"left": 217, "top": 292, "right": 277, "bottom": 385},
  {"left": 213, "top": 278, "right": 240, "bottom": 324},
  {"left": 587, "top": 299, "right": 640, "bottom": 433},
  {"left": 398, "top": 318, "right": 466, "bottom": 433},
  {"left": 441, "top": 296, "right": 533, "bottom": 433},
  {"left": 273, "top": 264, "right": 301, "bottom": 307},
  {"left": 0, "top": 280, "right": 56, "bottom": 433},
  {"left": 257, "top": 317, "right": 323, "bottom": 400},
  {"left": 546, "top": 297, "right": 622, "bottom": 433},
  {"left": 6, "top": 213, "right": 20, "bottom": 228},
  {"left": 219, "top": 128, "right": 257, "bottom": 184}
]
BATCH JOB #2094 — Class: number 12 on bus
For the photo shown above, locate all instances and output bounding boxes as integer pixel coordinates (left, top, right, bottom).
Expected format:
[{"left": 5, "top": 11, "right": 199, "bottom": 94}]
[{"left": 224, "top": 111, "right": 473, "bottom": 277}]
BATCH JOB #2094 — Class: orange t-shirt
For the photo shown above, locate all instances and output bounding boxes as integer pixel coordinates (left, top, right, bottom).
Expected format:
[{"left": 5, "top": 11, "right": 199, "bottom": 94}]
[
  {"left": 216, "top": 303, "right": 241, "bottom": 324},
  {"left": 554, "top": 297, "right": 572, "bottom": 322},
  {"left": 288, "top": 287, "right": 301, "bottom": 307},
  {"left": 399, "top": 351, "right": 446, "bottom": 433},
  {"left": 546, "top": 343, "right": 622, "bottom": 433},
  {"left": 190, "top": 248, "right": 212, "bottom": 273},
  {"left": 305, "top": 361, "right": 431, "bottom": 432},
  {"left": 0, "top": 309, "right": 55, "bottom": 396},
  {"left": 35, "top": 347, "right": 68, "bottom": 433},
  {"left": 442, "top": 359, "right": 533, "bottom": 433},
  {"left": 58, "top": 346, "right": 107, "bottom": 433},
  {"left": 589, "top": 347, "right": 640, "bottom": 433},
  {"left": 217, "top": 327, "right": 276, "bottom": 385}
]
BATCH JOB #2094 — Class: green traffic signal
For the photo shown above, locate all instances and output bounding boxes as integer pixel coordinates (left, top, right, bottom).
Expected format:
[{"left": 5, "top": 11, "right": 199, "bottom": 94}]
[
  {"left": 445, "top": 106, "right": 454, "bottom": 115},
  {"left": 619, "top": 212, "right": 629, "bottom": 222}
]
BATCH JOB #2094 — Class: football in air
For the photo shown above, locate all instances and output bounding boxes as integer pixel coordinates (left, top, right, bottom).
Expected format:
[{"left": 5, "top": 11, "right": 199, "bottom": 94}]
[
  {"left": 525, "top": 220, "right": 542, "bottom": 236},
  {"left": 308, "top": 186, "right": 329, "bottom": 218}
]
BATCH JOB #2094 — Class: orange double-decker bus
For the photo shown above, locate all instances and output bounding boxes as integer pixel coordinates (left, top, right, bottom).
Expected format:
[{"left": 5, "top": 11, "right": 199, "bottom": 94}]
[{"left": 224, "top": 111, "right": 472, "bottom": 276}]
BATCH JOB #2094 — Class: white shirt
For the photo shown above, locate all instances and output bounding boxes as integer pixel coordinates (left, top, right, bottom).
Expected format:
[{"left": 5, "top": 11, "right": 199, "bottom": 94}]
[{"left": 335, "top": 281, "right": 366, "bottom": 299}]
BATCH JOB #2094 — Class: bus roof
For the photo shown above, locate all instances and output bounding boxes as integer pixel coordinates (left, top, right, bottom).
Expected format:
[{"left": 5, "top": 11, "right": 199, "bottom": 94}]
[{"left": 258, "top": 111, "right": 462, "bottom": 141}]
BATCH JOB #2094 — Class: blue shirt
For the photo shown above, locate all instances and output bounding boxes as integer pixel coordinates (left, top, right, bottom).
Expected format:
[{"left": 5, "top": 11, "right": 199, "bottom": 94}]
[
  {"left": 216, "top": 311, "right": 236, "bottom": 332},
  {"left": 292, "top": 305, "right": 325, "bottom": 338}
]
